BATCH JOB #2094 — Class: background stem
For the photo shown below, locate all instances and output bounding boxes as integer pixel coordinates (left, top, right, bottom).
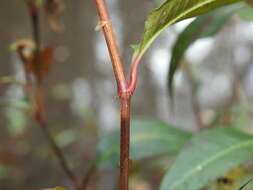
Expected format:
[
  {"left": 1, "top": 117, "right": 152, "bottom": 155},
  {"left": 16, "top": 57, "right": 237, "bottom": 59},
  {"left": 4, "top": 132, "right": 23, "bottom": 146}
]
[{"left": 26, "top": 3, "right": 82, "bottom": 189}]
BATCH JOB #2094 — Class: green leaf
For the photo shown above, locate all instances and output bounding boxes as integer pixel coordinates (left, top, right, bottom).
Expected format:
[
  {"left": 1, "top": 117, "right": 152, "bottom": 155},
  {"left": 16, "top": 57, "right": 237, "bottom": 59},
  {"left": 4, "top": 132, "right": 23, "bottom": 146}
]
[
  {"left": 0, "top": 98, "right": 32, "bottom": 111},
  {"left": 96, "top": 120, "right": 192, "bottom": 169},
  {"left": 238, "top": 6, "right": 253, "bottom": 21},
  {"left": 168, "top": 6, "right": 236, "bottom": 97},
  {"left": 5, "top": 108, "right": 28, "bottom": 136},
  {"left": 238, "top": 179, "right": 253, "bottom": 190},
  {"left": 133, "top": 0, "right": 242, "bottom": 60},
  {"left": 0, "top": 76, "right": 23, "bottom": 85},
  {"left": 160, "top": 127, "right": 253, "bottom": 190}
]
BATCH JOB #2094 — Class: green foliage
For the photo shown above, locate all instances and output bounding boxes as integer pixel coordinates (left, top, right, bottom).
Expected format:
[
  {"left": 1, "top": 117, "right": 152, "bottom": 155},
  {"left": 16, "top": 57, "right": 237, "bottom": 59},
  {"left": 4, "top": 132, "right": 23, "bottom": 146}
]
[
  {"left": 55, "top": 128, "right": 81, "bottom": 148},
  {"left": 5, "top": 108, "right": 28, "bottom": 137},
  {"left": 238, "top": 6, "right": 253, "bottom": 20},
  {"left": 23, "top": 0, "right": 44, "bottom": 6},
  {"left": 133, "top": 0, "right": 242, "bottom": 60},
  {"left": 238, "top": 179, "right": 253, "bottom": 190},
  {"left": 168, "top": 6, "right": 237, "bottom": 97},
  {"left": 160, "top": 127, "right": 253, "bottom": 190},
  {"left": 0, "top": 98, "right": 32, "bottom": 111},
  {"left": 96, "top": 120, "right": 192, "bottom": 169},
  {"left": 0, "top": 76, "right": 23, "bottom": 85}
]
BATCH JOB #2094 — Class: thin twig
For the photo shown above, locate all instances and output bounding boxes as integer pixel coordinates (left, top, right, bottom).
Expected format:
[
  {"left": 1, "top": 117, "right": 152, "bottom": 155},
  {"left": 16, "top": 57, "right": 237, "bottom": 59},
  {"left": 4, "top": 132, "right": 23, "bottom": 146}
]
[
  {"left": 25, "top": 3, "right": 82, "bottom": 189},
  {"left": 38, "top": 119, "right": 82, "bottom": 189},
  {"left": 81, "top": 163, "right": 97, "bottom": 189},
  {"left": 183, "top": 60, "right": 204, "bottom": 131}
]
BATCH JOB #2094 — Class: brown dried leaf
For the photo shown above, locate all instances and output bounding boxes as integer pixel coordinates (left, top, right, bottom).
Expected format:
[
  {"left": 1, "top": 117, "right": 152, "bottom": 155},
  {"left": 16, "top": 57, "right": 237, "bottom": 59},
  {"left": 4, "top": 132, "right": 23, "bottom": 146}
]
[
  {"left": 27, "top": 47, "right": 54, "bottom": 78},
  {"left": 40, "top": 47, "right": 54, "bottom": 76}
]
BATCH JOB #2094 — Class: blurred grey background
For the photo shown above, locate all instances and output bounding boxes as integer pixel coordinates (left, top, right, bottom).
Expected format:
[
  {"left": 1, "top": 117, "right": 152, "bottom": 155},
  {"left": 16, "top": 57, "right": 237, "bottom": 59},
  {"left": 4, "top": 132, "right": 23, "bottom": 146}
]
[{"left": 0, "top": 0, "right": 253, "bottom": 190}]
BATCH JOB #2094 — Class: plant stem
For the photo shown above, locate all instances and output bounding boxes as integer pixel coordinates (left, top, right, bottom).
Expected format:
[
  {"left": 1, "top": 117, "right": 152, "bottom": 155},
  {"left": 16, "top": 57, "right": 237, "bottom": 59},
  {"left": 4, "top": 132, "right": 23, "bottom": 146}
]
[
  {"left": 81, "top": 163, "right": 97, "bottom": 189},
  {"left": 94, "top": 1, "right": 133, "bottom": 190},
  {"left": 38, "top": 119, "right": 82, "bottom": 190},
  {"left": 94, "top": 0, "right": 127, "bottom": 92},
  {"left": 26, "top": 3, "right": 82, "bottom": 190},
  {"left": 120, "top": 96, "right": 131, "bottom": 190},
  {"left": 183, "top": 61, "right": 204, "bottom": 131}
]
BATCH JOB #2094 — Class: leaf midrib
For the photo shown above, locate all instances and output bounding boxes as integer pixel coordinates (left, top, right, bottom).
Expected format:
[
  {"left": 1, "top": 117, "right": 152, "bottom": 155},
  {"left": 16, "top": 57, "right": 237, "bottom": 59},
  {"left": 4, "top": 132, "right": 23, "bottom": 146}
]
[{"left": 168, "top": 140, "right": 253, "bottom": 189}]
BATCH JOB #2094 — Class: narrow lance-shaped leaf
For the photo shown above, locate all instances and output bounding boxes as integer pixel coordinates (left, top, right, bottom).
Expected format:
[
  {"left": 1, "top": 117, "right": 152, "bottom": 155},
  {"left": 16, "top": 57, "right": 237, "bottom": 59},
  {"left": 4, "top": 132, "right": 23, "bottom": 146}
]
[
  {"left": 160, "top": 127, "right": 253, "bottom": 190},
  {"left": 96, "top": 120, "right": 192, "bottom": 169},
  {"left": 133, "top": 0, "right": 242, "bottom": 60},
  {"left": 168, "top": 6, "right": 236, "bottom": 97}
]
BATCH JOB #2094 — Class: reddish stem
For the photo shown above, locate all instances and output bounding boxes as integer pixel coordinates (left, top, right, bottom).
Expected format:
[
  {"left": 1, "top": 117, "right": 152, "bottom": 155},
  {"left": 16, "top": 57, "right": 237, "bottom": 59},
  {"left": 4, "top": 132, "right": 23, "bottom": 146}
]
[
  {"left": 26, "top": 3, "right": 82, "bottom": 190},
  {"left": 94, "top": 0, "right": 128, "bottom": 93},
  {"left": 120, "top": 96, "right": 131, "bottom": 190},
  {"left": 128, "top": 55, "right": 143, "bottom": 94},
  {"left": 94, "top": 1, "right": 138, "bottom": 190}
]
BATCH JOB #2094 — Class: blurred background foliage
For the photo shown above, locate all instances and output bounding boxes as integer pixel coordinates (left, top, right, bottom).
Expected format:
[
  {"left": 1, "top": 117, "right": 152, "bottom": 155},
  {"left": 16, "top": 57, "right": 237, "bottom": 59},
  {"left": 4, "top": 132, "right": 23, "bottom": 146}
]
[{"left": 1, "top": 0, "right": 253, "bottom": 190}]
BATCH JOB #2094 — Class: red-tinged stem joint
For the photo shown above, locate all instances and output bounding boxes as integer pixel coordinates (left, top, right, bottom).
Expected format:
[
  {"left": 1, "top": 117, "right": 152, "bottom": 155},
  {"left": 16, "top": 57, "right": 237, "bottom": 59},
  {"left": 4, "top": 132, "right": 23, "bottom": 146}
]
[{"left": 94, "top": 1, "right": 143, "bottom": 190}]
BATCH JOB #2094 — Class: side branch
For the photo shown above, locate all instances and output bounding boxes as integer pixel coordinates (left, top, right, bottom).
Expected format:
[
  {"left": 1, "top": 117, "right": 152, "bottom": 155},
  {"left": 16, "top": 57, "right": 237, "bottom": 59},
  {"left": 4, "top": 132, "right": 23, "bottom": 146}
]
[
  {"left": 128, "top": 55, "right": 143, "bottom": 94},
  {"left": 25, "top": 3, "right": 82, "bottom": 190},
  {"left": 38, "top": 120, "right": 82, "bottom": 189}
]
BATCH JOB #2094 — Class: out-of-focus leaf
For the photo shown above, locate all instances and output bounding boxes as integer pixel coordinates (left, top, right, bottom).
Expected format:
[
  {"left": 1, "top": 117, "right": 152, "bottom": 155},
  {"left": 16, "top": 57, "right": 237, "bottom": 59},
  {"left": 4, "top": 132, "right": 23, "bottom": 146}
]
[
  {"left": 160, "top": 127, "right": 253, "bottom": 190},
  {"left": 5, "top": 108, "right": 28, "bottom": 136},
  {"left": 13, "top": 42, "right": 54, "bottom": 79},
  {"left": 0, "top": 164, "right": 10, "bottom": 179},
  {"left": 230, "top": 105, "right": 251, "bottom": 131},
  {"left": 36, "top": 0, "right": 45, "bottom": 6},
  {"left": 132, "top": 0, "right": 241, "bottom": 60},
  {"left": 55, "top": 128, "right": 81, "bottom": 147},
  {"left": 51, "top": 84, "right": 71, "bottom": 100},
  {"left": 0, "top": 76, "right": 23, "bottom": 85},
  {"left": 24, "top": 46, "right": 54, "bottom": 78},
  {"left": 40, "top": 46, "right": 54, "bottom": 75},
  {"left": 237, "top": 6, "right": 253, "bottom": 20},
  {"left": 0, "top": 98, "right": 32, "bottom": 111},
  {"left": 96, "top": 120, "right": 192, "bottom": 169},
  {"left": 42, "top": 187, "right": 68, "bottom": 190},
  {"left": 9, "top": 39, "right": 35, "bottom": 52},
  {"left": 168, "top": 6, "right": 236, "bottom": 97}
]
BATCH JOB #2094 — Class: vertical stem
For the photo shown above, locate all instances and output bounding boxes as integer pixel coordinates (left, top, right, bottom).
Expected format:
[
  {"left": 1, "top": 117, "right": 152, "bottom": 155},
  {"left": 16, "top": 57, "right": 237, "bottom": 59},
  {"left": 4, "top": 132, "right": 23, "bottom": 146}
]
[
  {"left": 120, "top": 96, "right": 131, "bottom": 190},
  {"left": 94, "top": 1, "right": 132, "bottom": 190},
  {"left": 25, "top": 3, "right": 82, "bottom": 190},
  {"left": 94, "top": 0, "right": 128, "bottom": 92},
  {"left": 183, "top": 61, "right": 204, "bottom": 131}
]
